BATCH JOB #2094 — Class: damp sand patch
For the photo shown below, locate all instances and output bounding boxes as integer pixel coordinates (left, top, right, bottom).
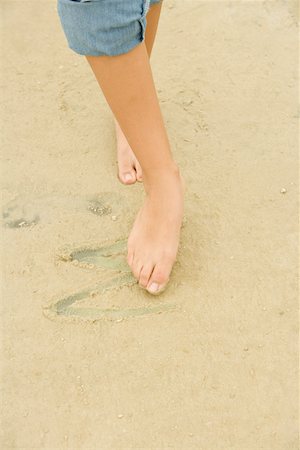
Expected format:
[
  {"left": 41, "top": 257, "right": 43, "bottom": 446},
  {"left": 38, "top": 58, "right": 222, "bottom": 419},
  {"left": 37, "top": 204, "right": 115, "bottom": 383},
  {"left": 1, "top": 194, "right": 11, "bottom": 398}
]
[
  {"left": 43, "top": 238, "right": 177, "bottom": 323},
  {"left": 2, "top": 197, "right": 40, "bottom": 228},
  {"left": 1, "top": 191, "right": 129, "bottom": 228}
]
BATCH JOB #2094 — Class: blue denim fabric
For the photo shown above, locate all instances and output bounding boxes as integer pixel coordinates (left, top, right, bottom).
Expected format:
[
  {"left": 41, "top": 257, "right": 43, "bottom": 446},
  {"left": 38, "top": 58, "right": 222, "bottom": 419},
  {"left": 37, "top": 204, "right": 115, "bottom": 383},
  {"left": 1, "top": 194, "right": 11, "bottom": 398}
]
[{"left": 57, "top": 0, "right": 162, "bottom": 56}]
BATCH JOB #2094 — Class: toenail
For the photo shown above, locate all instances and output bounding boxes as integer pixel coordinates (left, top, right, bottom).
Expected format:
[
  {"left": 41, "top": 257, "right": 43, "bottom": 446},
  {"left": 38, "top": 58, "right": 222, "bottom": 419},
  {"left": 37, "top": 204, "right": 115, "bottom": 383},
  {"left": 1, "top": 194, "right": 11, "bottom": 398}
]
[
  {"left": 124, "top": 173, "right": 133, "bottom": 182},
  {"left": 148, "top": 282, "right": 159, "bottom": 293}
]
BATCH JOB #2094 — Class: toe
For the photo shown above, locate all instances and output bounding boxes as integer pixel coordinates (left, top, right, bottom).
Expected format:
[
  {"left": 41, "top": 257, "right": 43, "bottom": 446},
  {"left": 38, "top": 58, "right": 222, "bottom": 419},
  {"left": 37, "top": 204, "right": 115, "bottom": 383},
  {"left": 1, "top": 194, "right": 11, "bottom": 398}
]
[
  {"left": 139, "top": 262, "right": 155, "bottom": 288},
  {"left": 135, "top": 161, "right": 143, "bottom": 182},
  {"left": 146, "top": 258, "right": 174, "bottom": 294},
  {"left": 119, "top": 169, "right": 136, "bottom": 185},
  {"left": 131, "top": 259, "right": 143, "bottom": 281}
]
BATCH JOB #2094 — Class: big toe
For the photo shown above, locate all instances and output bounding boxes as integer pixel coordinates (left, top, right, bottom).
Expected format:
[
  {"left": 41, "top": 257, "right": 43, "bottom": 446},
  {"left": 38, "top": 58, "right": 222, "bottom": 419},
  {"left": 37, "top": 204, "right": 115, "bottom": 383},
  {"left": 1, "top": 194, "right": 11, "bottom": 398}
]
[
  {"left": 146, "top": 257, "right": 174, "bottom": 295},
  {"left": 118, "top": 166, "right": 137, "bottom": 185}
]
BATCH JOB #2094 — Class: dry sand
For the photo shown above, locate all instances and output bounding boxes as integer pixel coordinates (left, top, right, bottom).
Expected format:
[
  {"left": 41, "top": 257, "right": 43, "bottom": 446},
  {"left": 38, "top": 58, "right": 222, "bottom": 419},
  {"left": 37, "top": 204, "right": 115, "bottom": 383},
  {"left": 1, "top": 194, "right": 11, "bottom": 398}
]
[{"left": 1, "top": 0, "right": 299, "bottom": 448}]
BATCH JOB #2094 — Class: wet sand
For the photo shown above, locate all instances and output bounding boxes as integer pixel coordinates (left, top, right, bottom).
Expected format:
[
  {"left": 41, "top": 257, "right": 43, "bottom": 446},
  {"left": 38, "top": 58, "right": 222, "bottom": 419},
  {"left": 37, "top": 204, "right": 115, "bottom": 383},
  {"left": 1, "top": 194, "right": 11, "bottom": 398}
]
[{"left": 1, "top": 0, "right": 298, "bottom": 448}]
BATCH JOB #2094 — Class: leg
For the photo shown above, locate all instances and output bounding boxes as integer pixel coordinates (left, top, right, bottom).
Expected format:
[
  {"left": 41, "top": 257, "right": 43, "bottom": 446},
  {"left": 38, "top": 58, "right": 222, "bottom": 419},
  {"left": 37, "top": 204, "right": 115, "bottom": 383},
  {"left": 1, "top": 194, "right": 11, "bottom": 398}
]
[
  {"left": 144, "top": 0, "right": 164, "bottom": 57},
  {"left": 115, "top": 0, "right": 163, "bottom": 184},
  {"left": 86, "top": 40, "right": 184, "bottom": 294}
]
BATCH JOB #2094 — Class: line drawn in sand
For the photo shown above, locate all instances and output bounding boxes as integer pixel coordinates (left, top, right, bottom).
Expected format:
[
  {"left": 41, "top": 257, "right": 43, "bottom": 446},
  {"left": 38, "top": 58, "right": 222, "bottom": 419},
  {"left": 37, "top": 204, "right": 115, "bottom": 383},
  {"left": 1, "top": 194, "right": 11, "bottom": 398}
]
[
  {"left": 43, "top": 238, "right": 177, "bottom": 322},
  {"left": 2, "top": 193, "right": 177, "bottom": 321}
]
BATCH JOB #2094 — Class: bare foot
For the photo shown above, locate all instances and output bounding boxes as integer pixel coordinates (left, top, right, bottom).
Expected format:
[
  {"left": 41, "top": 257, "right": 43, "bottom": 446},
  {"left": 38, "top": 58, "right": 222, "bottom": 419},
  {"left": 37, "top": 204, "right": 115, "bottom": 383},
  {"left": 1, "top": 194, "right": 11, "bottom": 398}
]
[
  {"left": 127, "top": 164, "right": 184, "bottom": 294},
  {"left": 114, "top": 118, "right": 143, "bottom": 185}
]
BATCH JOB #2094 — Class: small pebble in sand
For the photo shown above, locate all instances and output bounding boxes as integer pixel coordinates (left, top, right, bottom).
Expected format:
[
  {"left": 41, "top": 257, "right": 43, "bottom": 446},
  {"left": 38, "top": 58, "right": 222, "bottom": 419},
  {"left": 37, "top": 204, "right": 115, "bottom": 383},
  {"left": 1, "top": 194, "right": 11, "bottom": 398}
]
[
  {"left": 116, "top": 318, "right": 123, "bottom": 323},
  {"left": 111, "top": 215, "right": 117, "bottom": 221},
  {"left": 60, "top": 254, "right": 72, "bottom": 262},
  {"left": 280, "top": 188, "right": 287, "bottom": 194},
  {"left": 59, "top": 65, "right": 64, "bottom": 70},
  {"left": 72, "top": 259, "right": 79, "bottom": 266},
  {"left": 118, "top": 414, "right": 124, "bottom": 419},
  {"left": 243, "top": 346, "right": 249, "bottom": 352},
  {"left": 90, "top": 290, "right": 98, "bottom": 297},
  {"left": 88, "top": 263, "right": 94, "bottom": 269},
  {"left": 183, "top": 99, "right": 193, "bottom": 107}
]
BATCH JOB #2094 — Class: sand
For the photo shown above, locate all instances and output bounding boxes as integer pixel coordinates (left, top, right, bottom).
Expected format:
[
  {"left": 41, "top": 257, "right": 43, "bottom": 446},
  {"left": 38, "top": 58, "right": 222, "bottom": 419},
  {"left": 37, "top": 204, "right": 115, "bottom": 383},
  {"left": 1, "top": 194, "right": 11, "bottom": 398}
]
[{"left": 1, "top": 0, "right": 298, "bottom": 448}]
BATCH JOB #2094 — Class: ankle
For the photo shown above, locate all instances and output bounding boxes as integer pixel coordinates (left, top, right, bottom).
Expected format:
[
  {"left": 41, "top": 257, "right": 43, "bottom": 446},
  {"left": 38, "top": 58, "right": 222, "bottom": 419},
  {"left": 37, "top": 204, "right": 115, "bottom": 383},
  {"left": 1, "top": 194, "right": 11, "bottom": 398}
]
[{"left": 143, "top": 162, "right": 183, "bottom": 194}]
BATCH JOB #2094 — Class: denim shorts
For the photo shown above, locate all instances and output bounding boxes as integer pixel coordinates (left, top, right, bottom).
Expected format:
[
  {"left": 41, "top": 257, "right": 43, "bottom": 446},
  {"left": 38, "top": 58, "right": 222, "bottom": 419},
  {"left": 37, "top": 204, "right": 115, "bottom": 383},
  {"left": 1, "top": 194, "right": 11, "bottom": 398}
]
[{"left": 57, "top": 0, "right": 162, "bottom": 56}]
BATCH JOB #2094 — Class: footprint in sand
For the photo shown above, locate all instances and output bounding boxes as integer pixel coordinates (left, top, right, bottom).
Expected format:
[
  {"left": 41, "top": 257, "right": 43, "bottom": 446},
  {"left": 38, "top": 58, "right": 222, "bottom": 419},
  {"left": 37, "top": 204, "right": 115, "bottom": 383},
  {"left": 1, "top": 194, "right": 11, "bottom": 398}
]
[{"left": 43, "top": 238, "right": 177, "bottom": 322}]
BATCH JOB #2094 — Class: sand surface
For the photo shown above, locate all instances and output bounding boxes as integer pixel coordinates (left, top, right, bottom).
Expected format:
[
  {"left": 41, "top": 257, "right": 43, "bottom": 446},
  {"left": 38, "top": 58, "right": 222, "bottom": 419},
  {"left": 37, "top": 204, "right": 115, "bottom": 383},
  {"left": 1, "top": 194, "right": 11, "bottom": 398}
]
[{"left": 1, "top": 0, "right": 299, "bottom": 448}]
